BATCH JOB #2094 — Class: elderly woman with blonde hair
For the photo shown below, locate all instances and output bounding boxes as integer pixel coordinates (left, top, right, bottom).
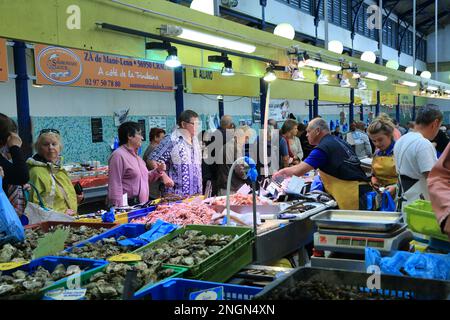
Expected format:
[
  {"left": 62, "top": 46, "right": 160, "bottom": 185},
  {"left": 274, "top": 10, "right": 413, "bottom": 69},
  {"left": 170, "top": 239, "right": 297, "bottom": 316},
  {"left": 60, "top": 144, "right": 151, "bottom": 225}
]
[{"left": 27, "top": 129, "right": 82, "bottom": 215}]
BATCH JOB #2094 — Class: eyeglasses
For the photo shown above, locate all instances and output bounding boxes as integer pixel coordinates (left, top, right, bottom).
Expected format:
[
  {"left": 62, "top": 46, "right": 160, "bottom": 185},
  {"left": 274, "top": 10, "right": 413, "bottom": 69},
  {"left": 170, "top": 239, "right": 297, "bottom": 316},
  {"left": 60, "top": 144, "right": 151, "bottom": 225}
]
[{"left": 39, "top": 128, "right": 60, "bottom": 136}]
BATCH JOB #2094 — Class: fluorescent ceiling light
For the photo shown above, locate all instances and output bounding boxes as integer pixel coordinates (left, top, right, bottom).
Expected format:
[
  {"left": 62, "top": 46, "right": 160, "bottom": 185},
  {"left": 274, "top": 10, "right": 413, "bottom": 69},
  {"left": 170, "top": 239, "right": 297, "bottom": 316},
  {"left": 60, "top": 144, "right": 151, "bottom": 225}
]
[
  {"left": 274, "top": 23, "right": 295, "bottom": 40},
  {"left": 317, "top": 73, "right": 329, "bottom": 85},
  {"left": 177, "top": 28, "right": 256, "bottom": 53},
  {"left": 397, "top": 80, "right": 417, "bottom": 87},
  {"left": 299, "top": 59, "right": 341, "bottom": 72},
  {"left": 361, "top": 72, "right": 388, "bottom": 81}
]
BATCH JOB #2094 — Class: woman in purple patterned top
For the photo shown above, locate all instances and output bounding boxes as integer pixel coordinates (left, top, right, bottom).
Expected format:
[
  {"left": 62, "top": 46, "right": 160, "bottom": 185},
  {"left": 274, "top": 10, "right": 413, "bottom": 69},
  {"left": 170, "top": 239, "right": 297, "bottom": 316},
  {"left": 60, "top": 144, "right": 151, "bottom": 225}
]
[{"left": 149, "top": 110, "right": 203, "bottom": 196}]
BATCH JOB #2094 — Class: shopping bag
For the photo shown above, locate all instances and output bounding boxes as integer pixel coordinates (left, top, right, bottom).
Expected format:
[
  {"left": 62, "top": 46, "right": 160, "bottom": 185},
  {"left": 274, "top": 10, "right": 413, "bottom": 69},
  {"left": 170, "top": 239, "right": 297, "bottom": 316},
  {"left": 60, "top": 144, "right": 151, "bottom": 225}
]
[
  {"left": 0, "top": 177, "right": 25, "bottom": 244},
  {"left": 24, "top": 202, "right": 75, "bottom": 225},
  {"left": 366, "top": 191, "right": 377, "bottom": 211},
  {"left": 23, "top": 183, "right": 74, "bottom": 225},
  {"left": 380, "top": 190, "right": 396, "bottom": 212}
]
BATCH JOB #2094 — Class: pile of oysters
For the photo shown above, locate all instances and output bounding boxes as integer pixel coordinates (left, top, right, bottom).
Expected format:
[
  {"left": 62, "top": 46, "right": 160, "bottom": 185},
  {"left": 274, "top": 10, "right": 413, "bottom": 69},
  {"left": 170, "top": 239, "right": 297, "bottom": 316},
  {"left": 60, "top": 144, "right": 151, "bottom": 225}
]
[
  {"left": 0, "top": 264, "right": 85, "bottom": 299},
  {"left": 58, "top": 236, "right": 131, "bottom": 260},
  {"left": 0, "top": 226, "right": 109, "bottom": 263},
  {"left": 139, "top": 230, "right": 235, "bottom": 267}
]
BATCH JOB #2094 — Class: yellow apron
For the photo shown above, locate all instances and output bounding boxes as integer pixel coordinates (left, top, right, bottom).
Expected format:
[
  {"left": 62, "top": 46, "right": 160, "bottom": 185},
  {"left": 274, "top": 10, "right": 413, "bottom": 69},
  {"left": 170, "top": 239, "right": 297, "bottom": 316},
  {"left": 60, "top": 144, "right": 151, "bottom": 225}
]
[
  {"left": 371, "top": 155, "right": 398, "bottom": 186},
  {"left": 319, "top": 170, "right": 362, "bottom": 210}
]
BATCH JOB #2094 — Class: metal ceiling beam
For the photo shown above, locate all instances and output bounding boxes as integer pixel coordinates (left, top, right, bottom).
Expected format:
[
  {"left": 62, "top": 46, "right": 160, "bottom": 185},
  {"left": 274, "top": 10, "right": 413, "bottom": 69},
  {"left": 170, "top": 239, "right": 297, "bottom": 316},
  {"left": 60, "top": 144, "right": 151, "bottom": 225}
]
[
  {"left": 350, "top": 0, "right": 365, "bottom": 56},
  {"left": 401, "top": 0, "right": 435, "bottom": 17},
  {"left": 382, "top": 0, "right": 401, "bottom": 28},
  {"left": 397, "top": 2, "right": 432, "bottom": 51},
  {"left": 416, "top": 9, "right": 450, "bottom": 29}
]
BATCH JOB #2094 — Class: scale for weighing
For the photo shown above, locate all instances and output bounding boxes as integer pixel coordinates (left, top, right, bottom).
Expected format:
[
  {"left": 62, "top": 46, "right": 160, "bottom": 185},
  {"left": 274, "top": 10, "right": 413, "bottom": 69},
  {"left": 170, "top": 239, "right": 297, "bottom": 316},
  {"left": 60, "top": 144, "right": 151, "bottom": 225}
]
[
  {"left": 314, "top": 224, "right": 412, "bottom": 255},
  {"left": 310, "top": 210, "right": 414, "bottom": 271}
]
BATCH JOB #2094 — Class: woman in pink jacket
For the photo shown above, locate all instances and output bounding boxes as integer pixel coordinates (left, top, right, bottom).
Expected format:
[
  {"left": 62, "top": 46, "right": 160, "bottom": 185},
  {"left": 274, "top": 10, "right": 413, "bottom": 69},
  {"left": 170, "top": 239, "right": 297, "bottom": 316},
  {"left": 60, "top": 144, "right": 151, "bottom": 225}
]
[
  {"left": 428, "top": 143, "right": 450, "bottom": 240},
  {"left": 108, "top": 122, "right": 173, "bottom": 207}
]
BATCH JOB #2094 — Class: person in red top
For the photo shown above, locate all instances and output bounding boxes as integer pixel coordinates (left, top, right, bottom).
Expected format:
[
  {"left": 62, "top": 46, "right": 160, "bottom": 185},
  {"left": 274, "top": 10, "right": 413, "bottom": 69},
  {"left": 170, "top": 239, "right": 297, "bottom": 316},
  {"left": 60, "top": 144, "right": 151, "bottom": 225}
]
[{"left": 108, "top": 122, "right": 172, "bottom": 207}]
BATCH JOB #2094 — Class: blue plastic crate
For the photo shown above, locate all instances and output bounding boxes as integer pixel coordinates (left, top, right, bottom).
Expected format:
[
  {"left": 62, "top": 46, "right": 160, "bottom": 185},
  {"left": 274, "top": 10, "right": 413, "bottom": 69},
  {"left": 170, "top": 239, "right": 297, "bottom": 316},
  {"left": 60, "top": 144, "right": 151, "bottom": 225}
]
[
  {"left": 65, "top": 223, "right": 148, "bottom": 252},
  {"left": 134, "top": 278, "right": 262, "bottom": 300},
  {"left": 2, "top": 256, "right": 108, "bottom": 296},
  {"left": 127, "top": 206, "right": 156, "bottom": 222}
]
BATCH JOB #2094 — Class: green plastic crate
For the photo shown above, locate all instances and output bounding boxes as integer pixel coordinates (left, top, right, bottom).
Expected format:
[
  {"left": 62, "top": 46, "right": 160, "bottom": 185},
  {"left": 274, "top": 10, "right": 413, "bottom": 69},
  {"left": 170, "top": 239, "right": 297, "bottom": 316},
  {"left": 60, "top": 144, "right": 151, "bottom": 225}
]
[
  {"left": 133, "top": 225, "right": 254, "bottom": 278},
  {"left": 404, "top": 200, "right": 448, "bottom": 242},
  {"left": 187, "top": 238, "right": 253, "bottom": 283},
  {"left": 44, "top": 264, "right": 187, "bottom": 299}
]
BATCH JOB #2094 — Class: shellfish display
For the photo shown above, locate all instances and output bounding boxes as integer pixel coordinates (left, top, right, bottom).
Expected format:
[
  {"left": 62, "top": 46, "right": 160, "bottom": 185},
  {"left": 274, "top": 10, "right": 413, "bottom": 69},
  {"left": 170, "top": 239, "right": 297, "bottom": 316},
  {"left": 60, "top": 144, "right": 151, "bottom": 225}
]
[{"left": 0, "top": 226, "right": 109, "bottom": 263}]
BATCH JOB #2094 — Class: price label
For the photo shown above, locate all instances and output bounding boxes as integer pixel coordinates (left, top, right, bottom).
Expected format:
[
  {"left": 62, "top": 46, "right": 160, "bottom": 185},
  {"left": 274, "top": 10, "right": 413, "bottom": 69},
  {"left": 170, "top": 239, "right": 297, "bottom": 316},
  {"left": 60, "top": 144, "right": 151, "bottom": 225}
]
[
  {"left": 107, "top": 253, "right": 142, "bottom": 262},
  {"left": 0, "top": 261, "right": 30, "bottom": 271},
  {"left": 189, "top": 286, "right": 224, "bottom": 300},
  {"left": 44, "top": 288, "right": 87, "bottom": 300}
]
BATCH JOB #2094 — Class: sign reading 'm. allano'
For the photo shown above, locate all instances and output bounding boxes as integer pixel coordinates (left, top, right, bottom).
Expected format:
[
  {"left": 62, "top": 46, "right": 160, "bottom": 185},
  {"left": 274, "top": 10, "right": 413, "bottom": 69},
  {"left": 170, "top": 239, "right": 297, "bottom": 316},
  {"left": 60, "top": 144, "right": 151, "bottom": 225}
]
[{"left": 185, "top": 66, "right": 259, "bottom": 97}]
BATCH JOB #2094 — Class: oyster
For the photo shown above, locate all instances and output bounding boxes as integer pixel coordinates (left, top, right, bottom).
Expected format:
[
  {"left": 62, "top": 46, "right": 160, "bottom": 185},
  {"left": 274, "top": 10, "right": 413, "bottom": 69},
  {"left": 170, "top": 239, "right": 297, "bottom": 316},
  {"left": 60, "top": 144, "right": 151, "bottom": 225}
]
[
  {"left": 66, "top": 265, "right": 82, "bottom": 276},
  {"left": 0, "top": 244, "right": 17, "bottom": 263},
  {"left": 51, "top": 264, "right": 67, "bottom": 280},
  {"left": 196, "top": 250, "right": 210, "bottom": 259},
  {"left": 0, "top": 285, "right": 14, "bottom": 295},
  {"left": 22, "top": 280, "right": 44, "bottom": 290},
  {"left": 96, "top": 280, "right": 117, "bottom": 298},
  {"left": 12, "top": 271, "right": 27, "bottom": 280},
  {"left": 182, "top": 257, "right": 195, "bottom": 266},
  {"left": 177, "top": 249, "right": 190, "bottom": 256}
]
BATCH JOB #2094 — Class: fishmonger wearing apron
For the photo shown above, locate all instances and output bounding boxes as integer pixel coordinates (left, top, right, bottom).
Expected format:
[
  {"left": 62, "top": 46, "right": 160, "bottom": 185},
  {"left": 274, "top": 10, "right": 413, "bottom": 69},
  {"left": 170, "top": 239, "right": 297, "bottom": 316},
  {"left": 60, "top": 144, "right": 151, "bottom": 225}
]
[
  {"left": 273, "top": 118, "right": 370, "bottom": 210},
  {"left": 367, "top": 116, "right": 398, "bottom": 208},
  {"left": 393, "top": 105, "right": 443, "bottom": 211}
]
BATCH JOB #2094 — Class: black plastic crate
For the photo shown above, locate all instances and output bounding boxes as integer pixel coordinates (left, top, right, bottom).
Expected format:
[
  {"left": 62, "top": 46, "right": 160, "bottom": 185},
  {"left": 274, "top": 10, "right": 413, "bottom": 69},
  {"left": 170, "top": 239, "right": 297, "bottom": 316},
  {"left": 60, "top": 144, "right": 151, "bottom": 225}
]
[{"left": 254, "top": 267, "right": 450, "bottom": 300}]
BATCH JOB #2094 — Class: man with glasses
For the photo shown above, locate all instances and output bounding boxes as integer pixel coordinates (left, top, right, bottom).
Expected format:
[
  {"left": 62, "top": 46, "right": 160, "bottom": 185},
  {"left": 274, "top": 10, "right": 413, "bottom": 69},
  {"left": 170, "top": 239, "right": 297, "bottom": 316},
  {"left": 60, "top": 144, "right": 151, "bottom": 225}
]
[{"left": 149, "top": 110, "right": 203, "bottom": 196}]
